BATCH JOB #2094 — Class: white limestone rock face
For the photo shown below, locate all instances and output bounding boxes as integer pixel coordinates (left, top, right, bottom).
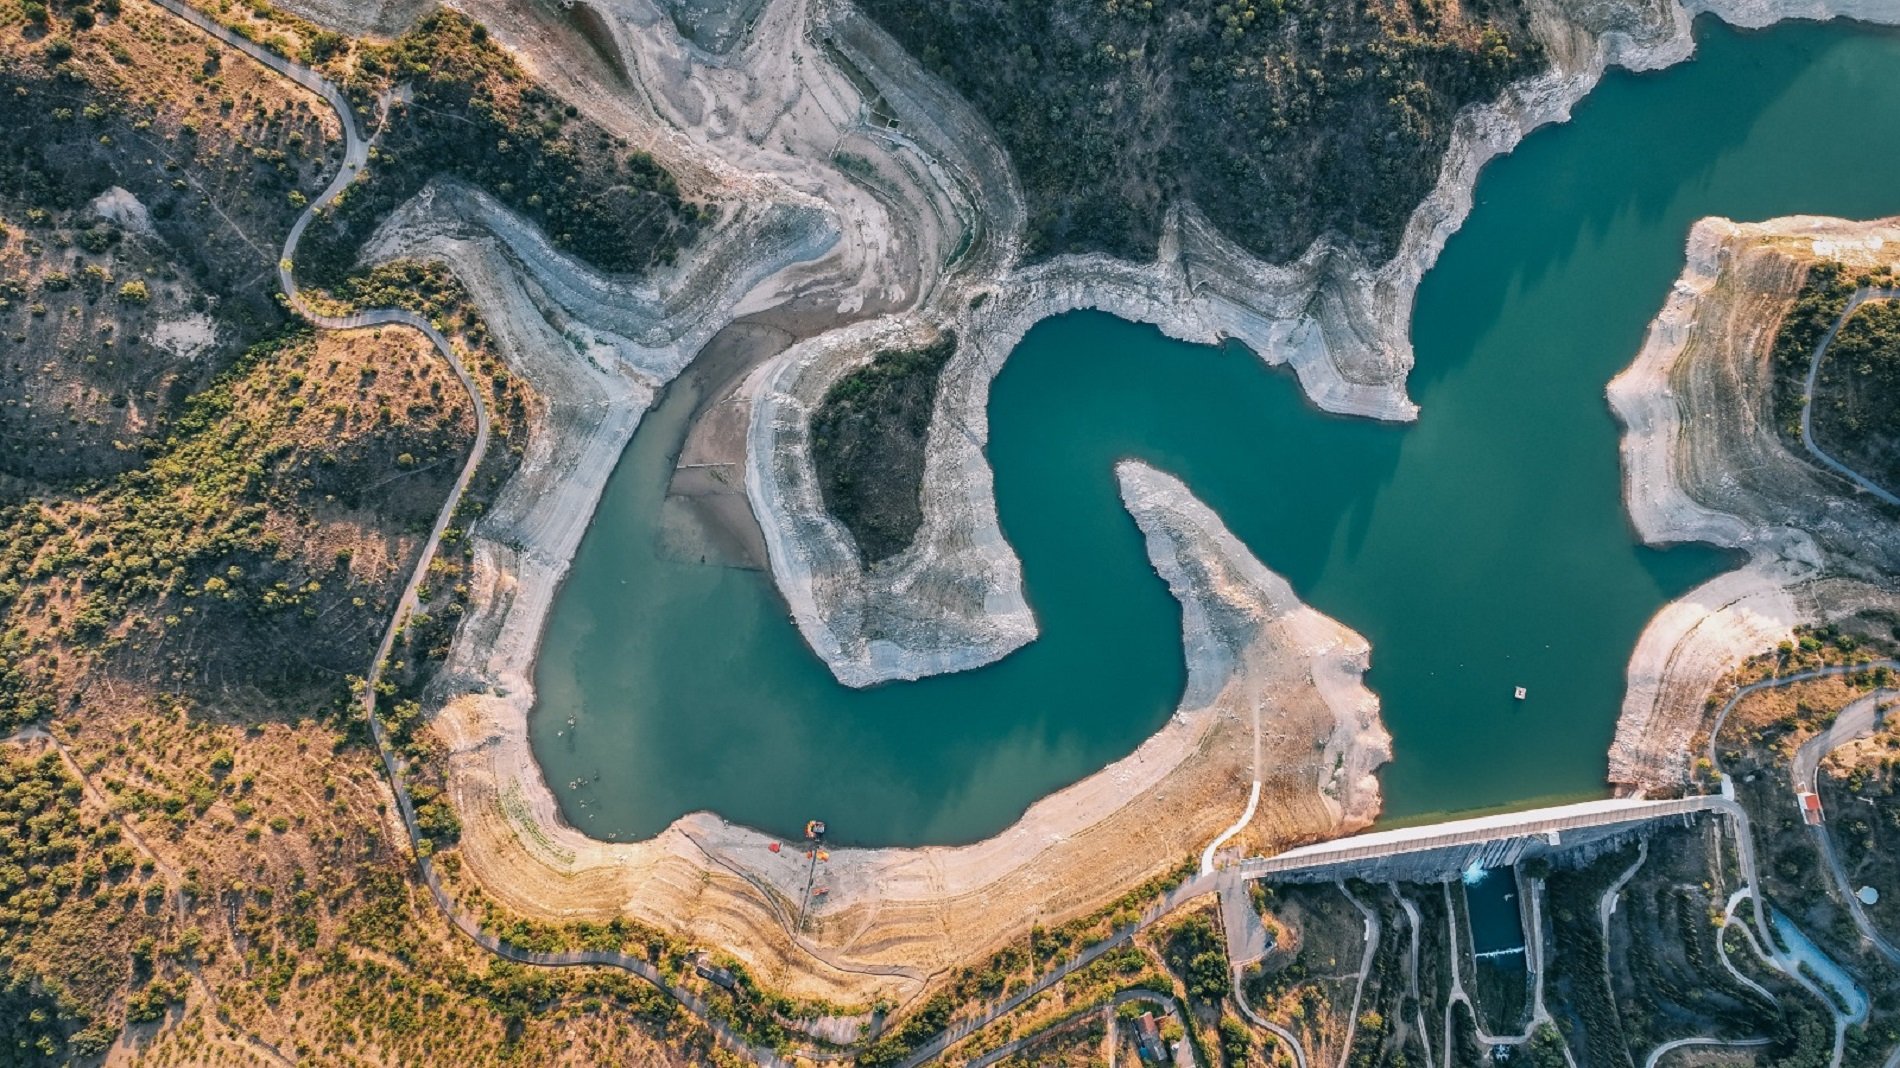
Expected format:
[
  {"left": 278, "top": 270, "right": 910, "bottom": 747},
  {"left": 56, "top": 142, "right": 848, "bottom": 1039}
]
[
  {"left": 1115, "top": 460, "right": 1391, "bottom": 832},
  {"left": 87, "top": 187, "right": 155, "bottom": 238},
  {"left": 751, "top": 0, "right": 1900, "bottom": 687},
  {"left": 1608, "top": 216, "right": 1900, "bottom": 789}
]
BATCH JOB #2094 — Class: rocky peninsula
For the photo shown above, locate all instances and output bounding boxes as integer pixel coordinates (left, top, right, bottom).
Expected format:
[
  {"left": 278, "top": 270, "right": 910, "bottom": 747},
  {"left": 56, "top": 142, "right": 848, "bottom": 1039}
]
[
  {"left": 1610, "top": 215, "right": 1900, "bottom": 789},
  {"left": 256, "top": 0, "right": 1900, "bottom": 1006}
]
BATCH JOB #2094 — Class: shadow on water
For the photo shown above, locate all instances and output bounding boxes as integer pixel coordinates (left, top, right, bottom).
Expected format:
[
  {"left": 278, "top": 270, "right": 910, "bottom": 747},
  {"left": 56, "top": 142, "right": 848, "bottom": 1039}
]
[
  {"left": 1409, "top": 16, "right": 1826, "bottom": 400},
  {"left": 530, "top": 18, "right": 1900, "bottom": 847}
]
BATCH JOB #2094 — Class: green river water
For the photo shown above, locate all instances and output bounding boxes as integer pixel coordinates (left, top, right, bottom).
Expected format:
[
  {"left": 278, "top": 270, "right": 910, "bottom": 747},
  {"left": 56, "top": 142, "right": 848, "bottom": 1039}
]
[{"left": 531, "top": 17, "right": 1900, "bottom": 847}]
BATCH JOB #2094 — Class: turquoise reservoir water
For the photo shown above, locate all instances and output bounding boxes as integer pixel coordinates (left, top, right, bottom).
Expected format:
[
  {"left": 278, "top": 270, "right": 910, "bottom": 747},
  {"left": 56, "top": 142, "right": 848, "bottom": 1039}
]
[
  {"left": 1465, "top": 869, "right": 1527, "bottom": 957},
  {"left": 531, "top": 18, "right": 1900, "bottom": 847}
]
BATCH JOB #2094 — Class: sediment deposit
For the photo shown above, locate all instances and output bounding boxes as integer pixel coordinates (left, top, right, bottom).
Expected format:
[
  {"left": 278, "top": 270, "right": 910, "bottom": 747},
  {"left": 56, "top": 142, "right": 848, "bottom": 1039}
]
[
  {"left": 248, "top": 0, "right": 1900, "bottom": 1002},
  {"left": 434, "top": 458, "right": 1386, "bottom": 1003},
  {"left": 1608, "top": 216, "right": 1900, "bottom": 790}
]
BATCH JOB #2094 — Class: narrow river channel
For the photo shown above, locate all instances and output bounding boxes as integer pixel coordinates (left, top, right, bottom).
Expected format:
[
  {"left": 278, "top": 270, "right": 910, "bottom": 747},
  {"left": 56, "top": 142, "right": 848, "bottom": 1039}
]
[{"left": 531, "top": 17, "right": 1900, "bottom": 847}]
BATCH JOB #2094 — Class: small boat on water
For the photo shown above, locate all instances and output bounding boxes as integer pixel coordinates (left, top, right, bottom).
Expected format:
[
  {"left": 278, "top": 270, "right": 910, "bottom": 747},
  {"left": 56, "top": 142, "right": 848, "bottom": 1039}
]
[
  {"left": 1514, "top": 686, "right": 1528, "bottom": 700},
  {"left": 805, "top": 819, "right": 827, "bottom": 840}
]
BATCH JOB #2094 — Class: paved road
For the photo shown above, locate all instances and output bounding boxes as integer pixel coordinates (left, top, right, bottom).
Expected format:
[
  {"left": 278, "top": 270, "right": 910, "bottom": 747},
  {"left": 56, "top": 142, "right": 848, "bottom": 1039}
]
[
  {"left": 962, "top": 988, "right": 1181, "bottom": 1068},
  {"left": 1240, "top": 796, "right": 1722, "bottom": 878},
  {"left": 1233, "top": 976, "right": 1310, "bottom": 1068},
  {"left": 125, "top": 10, "right": 1900, "bottom": 1068},
  {"left": 1792, "top": 690, "right": 1900, "bottom": 967},
  {"left": 891, "top": 873, "right": 1218, "bottom": 1068},
  {"left": 1791, "top": 690, "right": 1891, "bottom": 798},
  {"left": 1599, "top": 839, "right": 1649, "bottom": 974},
  {"left": 135, "top": 6, "right": 809, "bottom": 1065},
  {"left": 1335, "top": 882, "right": 1381, "bottom": 1068},
  {"left": 1396, "top": 893, "right": 1437, "bottom": 1068},
  {"left": 1643, "top": 1036, "right": 1772, "bottom": 1068},
  {"left": 1800, "top": 287, "right": 1900, "bottom": 507},
  {"left": 1703, "top": 672, "right": 1900, "bottom": 1068}
]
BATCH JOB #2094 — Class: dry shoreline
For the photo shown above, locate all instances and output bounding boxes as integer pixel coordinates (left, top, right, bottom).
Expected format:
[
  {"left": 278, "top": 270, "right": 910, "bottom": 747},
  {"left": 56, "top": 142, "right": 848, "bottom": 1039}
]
[
  {"left": 255, "top": 0, "right": 1900, "bottom": 1007},
  {"left": 1608, "top": 216, "right": 1900, "bottom": 790},
  {"left": 434, "top": 456, "right": 1388, "bottom": 1004},
  {"left": 747, "top": 0, "right": 1900, "bottom": 689}
]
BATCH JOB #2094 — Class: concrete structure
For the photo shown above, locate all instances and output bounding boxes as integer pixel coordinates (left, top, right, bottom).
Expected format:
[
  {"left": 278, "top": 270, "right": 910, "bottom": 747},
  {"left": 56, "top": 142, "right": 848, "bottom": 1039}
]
[
  {"left": 1134, "top": 1012, "right": 1170, "bottom": 1063},
  {"left": 1240, "top": 796, "right": 1723, "bottom": 883}
]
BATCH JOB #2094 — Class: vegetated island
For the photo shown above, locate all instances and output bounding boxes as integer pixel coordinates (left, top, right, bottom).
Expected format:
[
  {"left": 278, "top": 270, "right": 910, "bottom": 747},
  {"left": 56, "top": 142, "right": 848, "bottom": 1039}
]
[{"left": 7, "top": 0, "right": 1900, "bottom": 1060}]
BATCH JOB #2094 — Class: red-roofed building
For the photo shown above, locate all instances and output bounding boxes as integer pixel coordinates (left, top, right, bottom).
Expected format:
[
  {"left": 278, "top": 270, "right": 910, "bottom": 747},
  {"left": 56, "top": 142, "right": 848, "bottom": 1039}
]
[{"left": 1799, "top": 791, "right": 1824, "bottom": 826}]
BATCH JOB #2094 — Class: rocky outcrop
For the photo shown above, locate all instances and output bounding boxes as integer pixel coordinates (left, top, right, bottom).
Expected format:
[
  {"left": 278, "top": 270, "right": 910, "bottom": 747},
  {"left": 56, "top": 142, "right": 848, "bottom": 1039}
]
[
  {"left": 748, "top": 0, "right": 1900, "bottom": 687},
  {"left": 1116, "top": 461, "right": 1390, "bottom": 839},
  {"left": 1608, "top": 216, "right": 1900, "bottom": 789},
  {"left": 437, "top": 456, "right": 1385, "bottom": 1003}
]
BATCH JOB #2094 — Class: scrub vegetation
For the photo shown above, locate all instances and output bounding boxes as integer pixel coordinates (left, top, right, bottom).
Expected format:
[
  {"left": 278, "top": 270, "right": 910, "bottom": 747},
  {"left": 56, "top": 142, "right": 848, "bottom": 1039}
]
[
  {"left": 0, "top": 0, "right": 337, "bottom": 486},
  {"left": 1811, "top": 295, "right": 1900, "bottom": 491},
  {"left": 857, "top": 0, "right": 1544, "bottom": 263},
  {"left": 0, "top": 307, "right": 515, "bottom": 727},
  {"left": 0, "top": 750, "right": 158, "bottom": 1064},
  {"left": 1542, "top": 845, "right": 1639, "bottom": 1065},
  {"left": 296, "top": 9, "right": 707, "bottom": 288},
  {"left": 1247, "top": 881, "right": 1446, "bottom": 1068},
  {"left": 0, "top": 5, "right": 706, "bottom": 1061},
  {"left": 857, "top": 860, "right": 1195, "bottom": 1066},
  {"left": 1770, "top": 261, "right": 1897, "bottom": 448},
  {"left": 809, "top": 333, "right": 956, "bottom": 564},
  {"left": 1699, "top": 668, "right": 1900, "bottom": 1068},
  {"left": 1243, "top": 882, "right": 1368, "bottom": 1068},
  {"left": 1602, "top": 823, "right": 1775, "bottom": 1059}
]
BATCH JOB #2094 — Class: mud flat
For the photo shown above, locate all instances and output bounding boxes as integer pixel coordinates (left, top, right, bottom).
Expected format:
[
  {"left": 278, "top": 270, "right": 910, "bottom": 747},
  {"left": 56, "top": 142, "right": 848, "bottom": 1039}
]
[
  {"left": 1608, "top": 216, "right": 1900, "bottom": 790},
  {"left": 432, "top": 459, "right": 1385, "bottom": 1003}
]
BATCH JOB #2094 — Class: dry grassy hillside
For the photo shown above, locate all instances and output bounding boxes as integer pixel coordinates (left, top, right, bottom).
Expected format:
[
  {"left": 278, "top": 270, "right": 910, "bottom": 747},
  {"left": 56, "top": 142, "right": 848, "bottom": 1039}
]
[
  {"left": 0, "top": 3, "right": 723, "bottom": 1064},
  {"left": 0, "top": 0, "right": 340, "bottom": 486}
]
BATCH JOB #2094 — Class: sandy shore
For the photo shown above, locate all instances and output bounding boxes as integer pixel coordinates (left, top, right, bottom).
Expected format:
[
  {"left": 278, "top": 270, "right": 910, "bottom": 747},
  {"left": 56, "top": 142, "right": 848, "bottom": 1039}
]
[
  {"left": 433, "top": 456, "right": 1386, "bottom": 1004},
  {"left": 1608, "top": 216, "right": 1900, "bottom": 790},
  {"left": 248, "top": 0, "right": 1900, "bottom": 1006}
]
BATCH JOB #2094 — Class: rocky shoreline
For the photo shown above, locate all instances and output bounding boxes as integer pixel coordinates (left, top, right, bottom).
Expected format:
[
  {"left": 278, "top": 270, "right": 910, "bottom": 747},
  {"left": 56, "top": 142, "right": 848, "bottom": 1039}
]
[
  {"left": 261, "top": 0, "right": 1900, "bottom": 1002},
  {"left": 436, "top": 455, "right": 1386, "bottom": 1004},
  {"left": 747, "top": 0, "right": 1900, "bottom": 688},
  {"left": 1608, "top": 216, "right": 1900, "bottom": 790}
]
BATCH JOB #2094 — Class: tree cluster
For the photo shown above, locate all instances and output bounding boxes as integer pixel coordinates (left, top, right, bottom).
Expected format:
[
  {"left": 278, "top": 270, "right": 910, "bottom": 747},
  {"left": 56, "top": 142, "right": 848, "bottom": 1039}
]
[
  {"left": 298, "top": 11, "right": 705, "bottom": 289},
  {"left": 858, "top": 0, "right": 1545, "bottom": 263}
]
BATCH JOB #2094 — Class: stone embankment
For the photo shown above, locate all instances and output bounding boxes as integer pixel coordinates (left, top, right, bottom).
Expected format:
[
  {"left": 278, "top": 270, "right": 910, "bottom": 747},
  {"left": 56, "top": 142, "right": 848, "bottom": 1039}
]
[{"left": 1608, "top": 216, "right": 1900, "bottom": 789}]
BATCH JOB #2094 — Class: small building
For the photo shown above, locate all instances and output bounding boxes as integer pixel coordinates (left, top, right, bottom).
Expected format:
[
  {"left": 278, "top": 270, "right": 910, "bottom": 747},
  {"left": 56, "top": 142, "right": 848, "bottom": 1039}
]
[
  {"left": 1799, "top": 791, "right": 1824, "bottom": 826},
  {"left": 688, "top": 953, "right": 738, "bottom": 991},
  {"left": 1133, "top": 1011, "right": 1171, "bottom": 1064}
]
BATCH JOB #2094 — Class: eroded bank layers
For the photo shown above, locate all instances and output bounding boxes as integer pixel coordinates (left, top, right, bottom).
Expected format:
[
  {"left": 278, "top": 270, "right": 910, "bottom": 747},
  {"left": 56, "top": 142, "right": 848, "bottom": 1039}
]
[
  {"left": 441, "top": 452, "right": 1387, "bottom": 1007},
  {"left": 287, "top": 0, "right": 1898, "bottom": 1010},
  {"left": 11, "top": 0, "right": 1900, "bottom": 1048},
  {"left": 1609, "top": 216, "right": 1900, "bottom": 791}
]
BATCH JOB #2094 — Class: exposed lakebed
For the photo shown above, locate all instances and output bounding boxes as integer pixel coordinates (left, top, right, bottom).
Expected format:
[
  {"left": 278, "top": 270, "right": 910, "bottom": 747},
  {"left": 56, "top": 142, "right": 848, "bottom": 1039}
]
[{"left": 532, "top": 18, "right": 1900, "bottom": 847}]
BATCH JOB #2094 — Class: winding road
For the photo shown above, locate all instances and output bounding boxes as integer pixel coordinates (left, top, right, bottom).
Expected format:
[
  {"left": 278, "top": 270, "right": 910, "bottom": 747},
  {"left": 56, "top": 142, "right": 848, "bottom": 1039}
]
[
  {"left": 1799, "top": 287, "right": 1900, "bottom": 507},
  {"left": 1792, "top": 690, "right": 1900, "bottom": 967},
  {"left": 121, "top": 5, "right": 1900, "bottom": 1068},
  {"left": 130, "top": 4, "right": 815, "bottom": 1064}
]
